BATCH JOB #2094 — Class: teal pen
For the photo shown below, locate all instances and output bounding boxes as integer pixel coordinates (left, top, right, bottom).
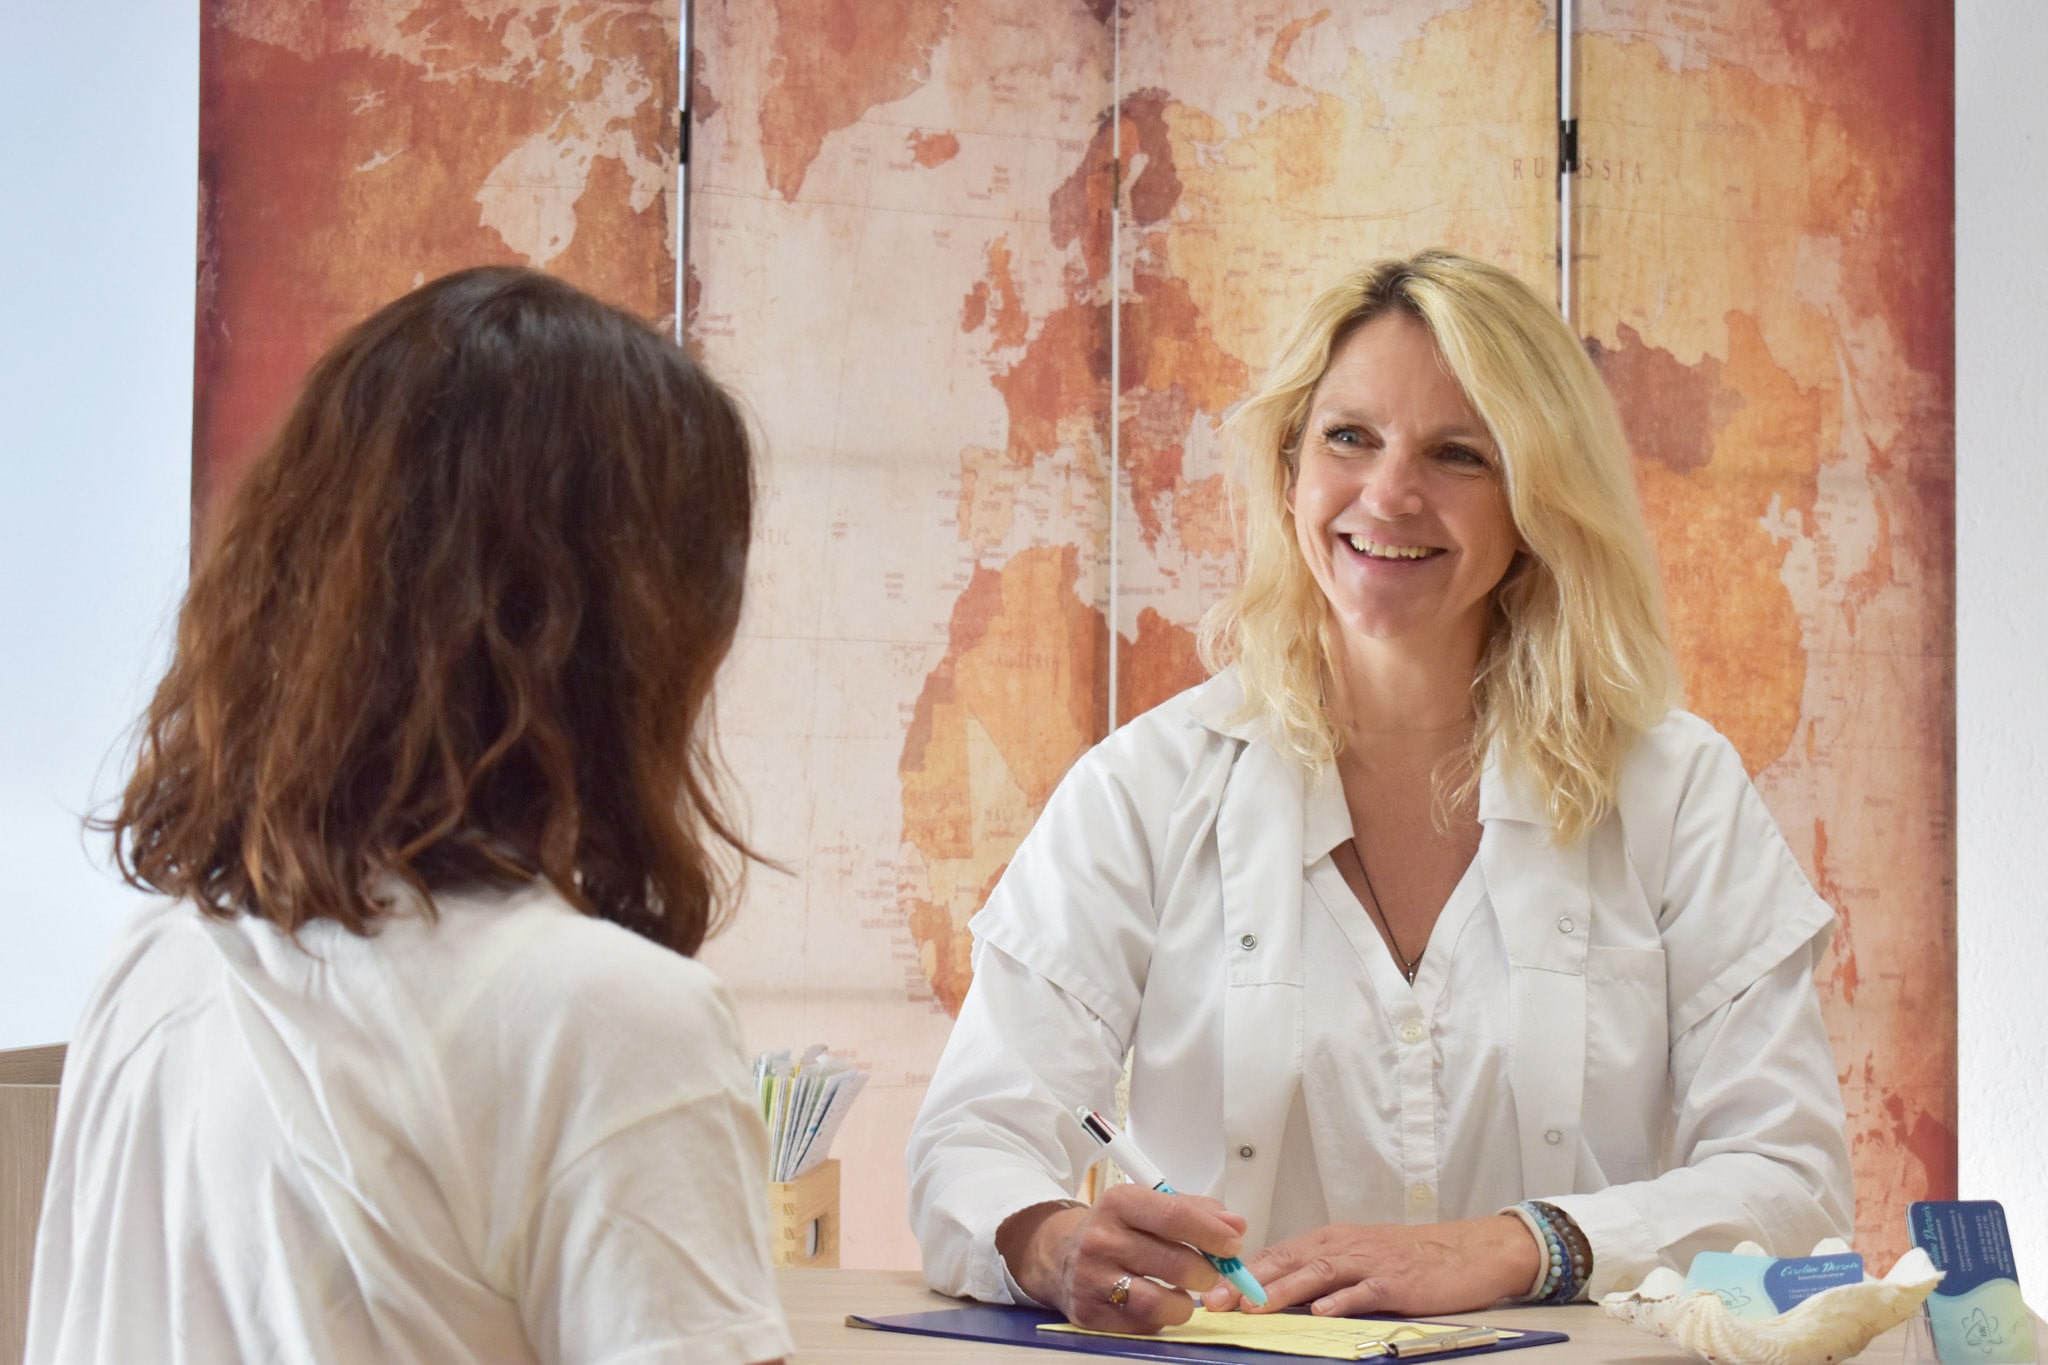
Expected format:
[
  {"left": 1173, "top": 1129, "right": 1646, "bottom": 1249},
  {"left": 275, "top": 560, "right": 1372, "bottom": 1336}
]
[{"left": 1075, "top": 1106, "right": 1269, "bottom": 1307}]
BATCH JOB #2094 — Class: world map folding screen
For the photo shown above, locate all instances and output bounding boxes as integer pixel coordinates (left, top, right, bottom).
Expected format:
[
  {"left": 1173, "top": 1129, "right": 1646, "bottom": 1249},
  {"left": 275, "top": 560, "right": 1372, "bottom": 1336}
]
[{"left": 196, "top": 0, "right": 1952, "bottom": 1272}]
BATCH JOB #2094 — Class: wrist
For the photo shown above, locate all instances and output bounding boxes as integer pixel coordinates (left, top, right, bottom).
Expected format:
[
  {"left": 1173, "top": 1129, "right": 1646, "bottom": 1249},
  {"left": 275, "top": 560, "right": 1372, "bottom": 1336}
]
[
  {"left": 1507, "top": 1201, "right": 1593, "bottom": 1303},
  {"left": 995, "top": 1200, "right": 1088, "bottom": 1308},
  {"left": 1486, "top": 1212, "right": 1545, "bottom": 1303}
]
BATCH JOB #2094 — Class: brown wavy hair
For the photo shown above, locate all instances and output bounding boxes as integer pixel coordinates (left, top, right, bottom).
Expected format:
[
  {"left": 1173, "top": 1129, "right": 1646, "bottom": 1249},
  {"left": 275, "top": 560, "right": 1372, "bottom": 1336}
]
[{"left": 105, "top": 266, "right": 759, "bottom": 956}]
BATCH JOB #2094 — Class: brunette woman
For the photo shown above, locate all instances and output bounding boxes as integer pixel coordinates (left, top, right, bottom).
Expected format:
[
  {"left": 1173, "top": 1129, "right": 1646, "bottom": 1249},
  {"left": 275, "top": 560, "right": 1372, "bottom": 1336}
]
[{"left": 28, "top": 267, "right": 792, "bottom": 1365}]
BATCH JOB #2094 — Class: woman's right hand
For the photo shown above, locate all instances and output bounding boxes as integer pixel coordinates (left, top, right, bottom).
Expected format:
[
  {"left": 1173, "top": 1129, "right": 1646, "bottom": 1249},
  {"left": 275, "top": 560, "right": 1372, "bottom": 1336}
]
[{"left": 995, "top": 1185, "right": 1249, "bottom": 1333}]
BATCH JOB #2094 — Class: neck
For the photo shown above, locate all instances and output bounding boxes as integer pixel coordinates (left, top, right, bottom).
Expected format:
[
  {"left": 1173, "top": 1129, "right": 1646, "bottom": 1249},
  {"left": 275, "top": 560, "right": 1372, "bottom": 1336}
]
[{"left": 1330, "top": 625, "right": 1484, "bottom": 761}]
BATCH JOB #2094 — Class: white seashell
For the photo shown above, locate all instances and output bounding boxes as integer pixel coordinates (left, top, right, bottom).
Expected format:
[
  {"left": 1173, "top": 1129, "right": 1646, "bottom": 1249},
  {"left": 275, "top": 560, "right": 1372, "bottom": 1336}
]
[{"left": 1600, "top": 1245, "right": 1944, "bottom": 1365}]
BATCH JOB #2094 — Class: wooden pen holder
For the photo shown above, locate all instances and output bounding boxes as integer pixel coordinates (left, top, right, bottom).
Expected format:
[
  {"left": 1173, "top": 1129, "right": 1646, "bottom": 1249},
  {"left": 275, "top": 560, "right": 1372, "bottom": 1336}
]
[{"left": 768, "top": 1158, "right": 840, "bottom": 1268}]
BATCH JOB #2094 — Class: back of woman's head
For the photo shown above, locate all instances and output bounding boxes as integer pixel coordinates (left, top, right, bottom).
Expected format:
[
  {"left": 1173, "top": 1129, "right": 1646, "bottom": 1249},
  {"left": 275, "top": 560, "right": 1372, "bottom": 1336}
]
[{"left": 111, "top": 266, "right": 756, "bottom": 955}]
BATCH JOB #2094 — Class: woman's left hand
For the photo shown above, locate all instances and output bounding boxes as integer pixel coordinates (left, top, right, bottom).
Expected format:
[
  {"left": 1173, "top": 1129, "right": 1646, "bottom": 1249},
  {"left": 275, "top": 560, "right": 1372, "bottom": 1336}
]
[{"left": 1200, "top": 1214, "right": 1540, "bottom": 1318}]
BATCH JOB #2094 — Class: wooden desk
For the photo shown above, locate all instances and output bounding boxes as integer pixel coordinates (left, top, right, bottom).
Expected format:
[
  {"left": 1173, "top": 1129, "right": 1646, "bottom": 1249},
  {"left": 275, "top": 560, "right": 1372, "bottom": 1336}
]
[{"left": 775, "top": 1268, "right": 1915, "bottom": 1362}]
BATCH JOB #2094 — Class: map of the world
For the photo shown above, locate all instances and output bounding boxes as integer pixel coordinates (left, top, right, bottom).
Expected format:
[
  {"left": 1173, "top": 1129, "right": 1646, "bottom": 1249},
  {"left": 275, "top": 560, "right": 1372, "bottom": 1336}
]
[{"left": 194, "top": 0, "right": 1953, "bottom": 1274}]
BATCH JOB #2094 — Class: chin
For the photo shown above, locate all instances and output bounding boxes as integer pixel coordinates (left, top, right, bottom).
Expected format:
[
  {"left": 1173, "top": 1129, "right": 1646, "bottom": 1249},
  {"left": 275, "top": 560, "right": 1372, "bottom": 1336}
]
[{"left": 1330, "top": 606, "right": 1419, "bottom": 643}]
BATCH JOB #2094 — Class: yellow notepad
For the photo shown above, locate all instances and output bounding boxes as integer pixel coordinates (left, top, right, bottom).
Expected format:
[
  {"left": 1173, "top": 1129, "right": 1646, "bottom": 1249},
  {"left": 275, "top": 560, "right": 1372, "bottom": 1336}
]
[{"left": 1041, "top": 1308, "right": 1508, "bottom": 1359}]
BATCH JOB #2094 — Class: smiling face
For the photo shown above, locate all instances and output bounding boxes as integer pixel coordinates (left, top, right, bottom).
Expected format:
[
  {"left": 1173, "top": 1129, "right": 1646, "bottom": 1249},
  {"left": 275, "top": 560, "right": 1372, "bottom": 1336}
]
[{"left": 1288, "top": 310, "right": 1521, "bottom": 669}]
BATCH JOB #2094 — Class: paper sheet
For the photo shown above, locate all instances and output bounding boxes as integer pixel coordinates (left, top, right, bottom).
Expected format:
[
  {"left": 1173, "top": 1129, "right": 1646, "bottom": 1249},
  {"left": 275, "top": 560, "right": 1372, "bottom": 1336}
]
[
  {"left": 754, "top": 1046, "right": 869, "bottom": 1181},
  {"left": 1041, "top": 1308, "right": 1504, "bottom": 1359}
]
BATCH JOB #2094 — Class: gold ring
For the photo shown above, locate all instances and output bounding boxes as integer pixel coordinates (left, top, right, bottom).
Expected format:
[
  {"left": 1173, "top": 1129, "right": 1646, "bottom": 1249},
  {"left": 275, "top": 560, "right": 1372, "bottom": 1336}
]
[{"left": 1109, "top": 1274, "right": 1132, "bottom": 1307}]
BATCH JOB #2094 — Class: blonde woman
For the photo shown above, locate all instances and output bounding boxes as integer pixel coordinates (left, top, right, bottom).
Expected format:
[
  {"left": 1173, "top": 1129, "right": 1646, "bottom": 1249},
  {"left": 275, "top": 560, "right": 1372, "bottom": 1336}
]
[{"left": 906, "top": 251, "right": 1853, "bottom": 1334}]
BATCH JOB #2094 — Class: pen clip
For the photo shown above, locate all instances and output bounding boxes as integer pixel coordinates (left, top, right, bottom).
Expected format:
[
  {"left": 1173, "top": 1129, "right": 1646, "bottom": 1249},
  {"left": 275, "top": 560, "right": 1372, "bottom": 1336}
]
[
  {"left": 1359, "top": 1327, "right": 1499, "bottom": 1358},
  {"left": 1077, "top": 1107, "right": 1118, "bottom": 1147}
]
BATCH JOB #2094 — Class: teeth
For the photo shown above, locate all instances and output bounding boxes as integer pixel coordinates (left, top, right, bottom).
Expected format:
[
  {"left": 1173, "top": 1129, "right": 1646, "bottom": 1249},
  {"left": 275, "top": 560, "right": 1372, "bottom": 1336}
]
[{"left": 1346, "top": 533, "right": 1437, "bottom": 560}]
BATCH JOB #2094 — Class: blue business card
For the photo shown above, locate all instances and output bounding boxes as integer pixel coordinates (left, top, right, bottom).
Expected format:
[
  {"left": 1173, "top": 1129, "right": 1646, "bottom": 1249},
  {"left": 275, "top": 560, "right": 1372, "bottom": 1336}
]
[
  {"left": 1910, "top": 1200, "right": 2037, "bottom": 1364},
  {"left": 1681, "top": 1250, "right": 1865, "bottom": 1320}
]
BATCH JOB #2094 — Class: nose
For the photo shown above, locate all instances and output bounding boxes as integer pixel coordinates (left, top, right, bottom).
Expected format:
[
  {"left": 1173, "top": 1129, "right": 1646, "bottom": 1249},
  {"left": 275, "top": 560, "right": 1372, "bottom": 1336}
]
[{"left": 1359, "top": 450, "right": 1425, "bottom": 519}]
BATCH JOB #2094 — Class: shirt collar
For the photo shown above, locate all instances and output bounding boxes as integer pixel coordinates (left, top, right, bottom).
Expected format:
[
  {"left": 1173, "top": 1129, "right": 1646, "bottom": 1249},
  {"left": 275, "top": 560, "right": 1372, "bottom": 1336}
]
[
  {"left": 1184, "top": 667, "right": 1264, "bottom": 740},
  {"left": 1302, "top": 759, "right": 1353, "bottom": 866},
  {"left": 1475, "top": 746, "right": 1549, "bottom": 825},
  {"left": 1191, "top": 665, "right": 1553, "bottom": 838},
  {"left": 1302, "top": 747, "right": 1550, "bottom": 867}
]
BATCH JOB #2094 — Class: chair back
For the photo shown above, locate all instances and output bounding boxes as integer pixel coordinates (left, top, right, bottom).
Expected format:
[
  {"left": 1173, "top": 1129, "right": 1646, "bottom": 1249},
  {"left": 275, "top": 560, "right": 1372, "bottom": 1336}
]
[{"left": 0, "top": 1044, "right": 65, "bottom": 1365}]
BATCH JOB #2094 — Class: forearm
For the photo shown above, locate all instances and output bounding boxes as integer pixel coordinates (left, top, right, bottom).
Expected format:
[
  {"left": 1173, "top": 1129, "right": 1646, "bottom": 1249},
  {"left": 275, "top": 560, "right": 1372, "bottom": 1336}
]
[
  {"left": 1545, "top": 949, "right": 1853, "bottom": 1296},
  {"left": 913, "top": 1148, "right": 1083, "bottom": 1301},
  {"left": 906, "top": 947, "right": 1130, "bottom": 1301},
  {"left": 1543, "top": 1149, "right": 1850, "bottom": 1296}
]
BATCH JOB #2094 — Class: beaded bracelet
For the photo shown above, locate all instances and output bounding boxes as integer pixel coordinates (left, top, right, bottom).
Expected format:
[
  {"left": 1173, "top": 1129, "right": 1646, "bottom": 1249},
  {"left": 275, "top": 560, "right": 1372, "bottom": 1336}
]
[
  {"left": 1532, "top": 1201, "right": 1593, "bottom": 1302},
  {"left": 1502, "top": 1203, "right": 1552, "bottom": 1299},
  {"left": 1512, "top": 1201, "right": 1595, "bottom": 1304}
]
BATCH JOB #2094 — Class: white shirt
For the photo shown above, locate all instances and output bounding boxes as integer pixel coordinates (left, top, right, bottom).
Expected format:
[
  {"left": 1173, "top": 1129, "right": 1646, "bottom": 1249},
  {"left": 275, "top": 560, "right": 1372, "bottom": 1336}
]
[
  {"left": 28, "top": 882, "right": 794, "bottom": 1365},
  {"left": 906, "top": 669, "right": 1854, "bottom": 1303},
  {"left": 1289, "top": 852, "right": 1523, "bottom": 1233}
]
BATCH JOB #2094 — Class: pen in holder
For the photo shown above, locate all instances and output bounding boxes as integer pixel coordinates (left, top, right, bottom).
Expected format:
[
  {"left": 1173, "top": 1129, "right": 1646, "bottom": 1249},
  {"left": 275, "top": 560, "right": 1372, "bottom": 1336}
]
[{"left": 768, "top": 1157, "right": 840, "bottom": 1268}]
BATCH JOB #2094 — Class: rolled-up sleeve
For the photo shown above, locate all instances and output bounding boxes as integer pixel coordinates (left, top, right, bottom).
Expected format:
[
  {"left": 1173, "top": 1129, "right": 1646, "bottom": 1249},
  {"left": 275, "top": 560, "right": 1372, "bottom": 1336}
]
[
  {"left": 1545, "top": 935, "right": 1854, "bottom": 1296},
  {"left": 905, "top": 716, "right": 1189, "bottom": 1302},
  {"left": 1543, "top": 720, "right": 1854, "bottom": 1296},
  {"left": 905, "top": 945, "right": 1130, "bottom": 1302}
]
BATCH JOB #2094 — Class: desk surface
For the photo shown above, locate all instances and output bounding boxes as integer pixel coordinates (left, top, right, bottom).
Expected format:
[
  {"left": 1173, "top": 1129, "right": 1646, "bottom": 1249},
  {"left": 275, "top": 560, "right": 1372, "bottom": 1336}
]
[{"left": 775, "top": 1268, "right": 1913, "bottom": 1362}]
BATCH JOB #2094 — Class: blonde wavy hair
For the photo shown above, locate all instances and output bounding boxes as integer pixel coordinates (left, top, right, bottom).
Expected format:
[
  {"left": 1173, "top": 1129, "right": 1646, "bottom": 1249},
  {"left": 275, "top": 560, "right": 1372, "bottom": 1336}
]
[{"left": 1198, "top": 250, "right": 1677, "bottom": 842}]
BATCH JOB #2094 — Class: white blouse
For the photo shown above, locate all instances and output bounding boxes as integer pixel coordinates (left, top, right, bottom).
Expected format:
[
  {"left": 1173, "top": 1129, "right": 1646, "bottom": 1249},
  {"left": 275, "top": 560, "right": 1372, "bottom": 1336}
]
[
  {"left": 29, "top": 884, "right": 794, "bottom": 1365},
  {"left": 1289, "top": 849, "right": 1522, "bottom": 1236},
  {"left": 906, "top": 669, "right": 1853, "bottom": 1305}
]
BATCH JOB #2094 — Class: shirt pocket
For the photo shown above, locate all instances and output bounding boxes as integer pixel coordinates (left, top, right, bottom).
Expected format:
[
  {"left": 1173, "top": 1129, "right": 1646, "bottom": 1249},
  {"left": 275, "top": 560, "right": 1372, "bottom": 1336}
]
[{"left": 1581, "top": 945, "right": 1669, "bottom": 1181}]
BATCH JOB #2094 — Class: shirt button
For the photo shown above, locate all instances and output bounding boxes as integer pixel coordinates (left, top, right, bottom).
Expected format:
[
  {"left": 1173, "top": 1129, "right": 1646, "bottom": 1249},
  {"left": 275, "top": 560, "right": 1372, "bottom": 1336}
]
[
  {"left": 1239, "top": 933, "right": 1258, "bottom": 951},
  {"left": 1238, "top": 1145, "right": 1256, "bottom": 1160},
  {"left": 1407, "top": 1184, "right": 1433, "bottom": 1208},
  {"left": 1556, "top": 915, "right": 1575, "bottom": 935},
  {"left": 1400, "top": 1019, "right": 1426, "bottom": 1044},
  {"left": 1545, "top": 1128, "right": 1563, "bottom": 1145}
]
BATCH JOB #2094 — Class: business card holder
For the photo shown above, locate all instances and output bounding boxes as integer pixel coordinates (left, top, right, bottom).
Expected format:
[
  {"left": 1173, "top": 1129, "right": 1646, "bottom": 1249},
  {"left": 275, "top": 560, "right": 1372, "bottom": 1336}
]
[
  {"left": 1897, "top": 1302, "right": 2045, "bottom": 1364},
  {"left": 1600, "top": 1240, "right": 1942, "bottom": 1365}
]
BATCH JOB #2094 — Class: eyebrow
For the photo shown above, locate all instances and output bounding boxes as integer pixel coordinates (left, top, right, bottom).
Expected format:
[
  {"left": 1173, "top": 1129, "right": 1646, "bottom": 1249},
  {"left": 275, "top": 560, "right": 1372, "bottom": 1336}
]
[{"left": 1309, "top": 404, "right": 1495, "bottom": 447}]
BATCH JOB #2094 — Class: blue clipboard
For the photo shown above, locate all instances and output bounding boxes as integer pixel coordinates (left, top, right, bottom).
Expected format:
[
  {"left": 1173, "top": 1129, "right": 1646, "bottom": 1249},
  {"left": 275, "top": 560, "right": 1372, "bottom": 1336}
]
[{"left": 846, "top": 1303, "right": 1570, "bottom": 1361}]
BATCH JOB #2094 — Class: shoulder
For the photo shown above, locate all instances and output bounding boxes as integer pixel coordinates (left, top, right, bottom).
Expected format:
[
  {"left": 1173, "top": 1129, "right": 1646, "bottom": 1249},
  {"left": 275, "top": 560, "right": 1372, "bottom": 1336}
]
[
  {"left": 1622, "top": 706, "right": 1737, "bottom": 770},
  {"left": 96, "top": 896, "right": 211, "bottom": 968},
  {"left": 1609, "top": 712, "right": 1833, "bottom": 1030},
  {"left": 1015, "top": 670, "right": 1263, "bottom": 854},
  {"left": 99, "top": 895, "right": 230, "bottom": 959},
  {"left": 1075, "top": 669, "right": 1250, "bottom": 785},
  {"left": 1614, "top": 707, "right": 1752, "bottom": 819},
  {"left": 1607, "top": 708, "right": 1768, "bottom": 887},
  {"left": 1115, "top": 668, "right": 1242, "bottom": 747},
  {"left": 62, "top": 899, "right": 230, "bottom": 1068},
  {"left": 426, "top": 883, "right": 745, "bottom": 1071}
]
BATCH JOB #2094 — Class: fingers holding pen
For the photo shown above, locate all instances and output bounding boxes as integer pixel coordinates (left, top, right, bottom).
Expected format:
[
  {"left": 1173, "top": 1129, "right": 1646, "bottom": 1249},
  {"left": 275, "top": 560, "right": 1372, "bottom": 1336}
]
[
  {"left": 1057, "top": 1109, "right": 1259, "bottom": 1332},
  {"left": 1101, "top": 1183, "right": 1246, "bottom": 1262},
  {"left": 1055, "top": 1185, "right": 1248, "bottom": 1333},
  {"left": 1090, "top": 1184, "right": 1242, "bottom": 1290},
  {"left": 1068, "top": 1263, "right": 1196, "bottom": 1334}
]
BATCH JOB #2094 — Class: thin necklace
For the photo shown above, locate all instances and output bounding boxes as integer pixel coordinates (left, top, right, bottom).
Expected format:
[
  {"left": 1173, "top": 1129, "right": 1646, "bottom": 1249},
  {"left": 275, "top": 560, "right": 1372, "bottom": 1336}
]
[{"left": 1348, "top": 836, "right": 1422, "bottom": 984}]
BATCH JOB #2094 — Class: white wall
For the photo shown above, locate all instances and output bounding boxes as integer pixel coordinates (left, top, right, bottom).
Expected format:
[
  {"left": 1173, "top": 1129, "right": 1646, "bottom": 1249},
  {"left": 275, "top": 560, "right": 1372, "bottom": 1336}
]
[
  {"left": 1956, "top": 2, "right": 2048, "bottom": 1293},
  {"left": 0, "top": 4, "right": 196, "bottom": 1046},
  {"left": 2, "top": 0, "right": 2042, "bottom": 1293}
]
